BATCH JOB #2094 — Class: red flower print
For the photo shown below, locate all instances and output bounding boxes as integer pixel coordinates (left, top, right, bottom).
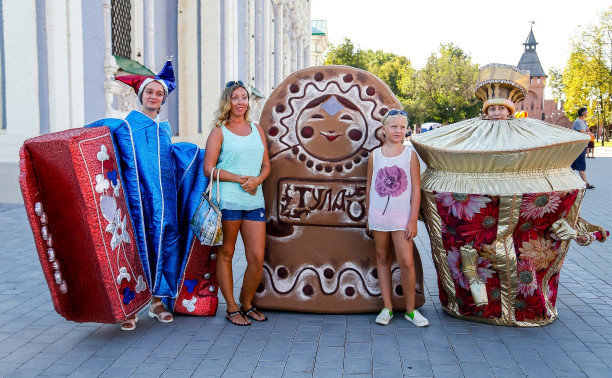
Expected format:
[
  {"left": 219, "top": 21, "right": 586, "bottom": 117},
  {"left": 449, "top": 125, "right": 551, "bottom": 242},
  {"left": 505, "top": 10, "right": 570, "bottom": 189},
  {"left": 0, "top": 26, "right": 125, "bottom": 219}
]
[
  {"left": 559, "top": 190, "right": 578, "bottom": 216},
  {"left": 456, "top": 199, "right": 499, "bottom": 247},
  {"left": 515, "top": 293, "right": 546, "bottom": 321},
  {"left": 520, "top": 192, "right": 561, "bottom": 220},
  {"left": 516, "top": 259, "right": 538, "bottom": 296},
  {"left": 514, "top": 215, "right": 551, "bottom": 245},
  {"left": 518, "top": 236, "right": 557, "bottom": 271},
  {"left": 434, "top": 192, "right": 491, "bottom": 221},
  {"left": 441, "top": 215, "right": 465, "bottom": 250},
  {"left": 374, "top": 165, "right": 407, "bottom": 214},
  {"left": 456, "top": 286, "right": 483, "bottom": 317},
  {"left": 483, "top": 275, "right": 502, "bottom": 318}
]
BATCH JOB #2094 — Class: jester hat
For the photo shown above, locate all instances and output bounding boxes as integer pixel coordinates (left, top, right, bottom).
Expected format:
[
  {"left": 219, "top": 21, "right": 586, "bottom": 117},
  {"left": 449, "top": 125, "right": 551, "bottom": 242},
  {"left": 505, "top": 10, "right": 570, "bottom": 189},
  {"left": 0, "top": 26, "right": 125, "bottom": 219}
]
[{"left": 114, "top": 59, "right": 176, "bottom": 105}]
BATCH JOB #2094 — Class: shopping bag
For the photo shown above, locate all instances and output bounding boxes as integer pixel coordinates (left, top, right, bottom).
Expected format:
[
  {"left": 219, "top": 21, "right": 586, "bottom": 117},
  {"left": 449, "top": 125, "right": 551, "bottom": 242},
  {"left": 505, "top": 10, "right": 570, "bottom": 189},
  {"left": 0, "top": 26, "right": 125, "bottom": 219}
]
[{"left": 190, "top": 168, "right": 223, "bottom": 246}]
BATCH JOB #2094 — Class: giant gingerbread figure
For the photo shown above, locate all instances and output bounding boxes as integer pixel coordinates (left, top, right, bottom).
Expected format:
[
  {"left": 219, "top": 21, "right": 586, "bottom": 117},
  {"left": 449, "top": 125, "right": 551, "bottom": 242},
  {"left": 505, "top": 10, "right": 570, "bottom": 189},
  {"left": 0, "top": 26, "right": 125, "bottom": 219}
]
[{"left": 253, "top": 66, "right": 425, "bottom": 313}]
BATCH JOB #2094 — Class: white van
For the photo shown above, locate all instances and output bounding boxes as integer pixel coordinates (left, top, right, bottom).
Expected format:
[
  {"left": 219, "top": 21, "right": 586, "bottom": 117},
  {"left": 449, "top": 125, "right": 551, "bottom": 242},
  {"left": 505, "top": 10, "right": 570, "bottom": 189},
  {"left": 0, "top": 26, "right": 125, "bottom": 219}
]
[{"left": 419, "top": 122, "right": 442, "bottom": 133}]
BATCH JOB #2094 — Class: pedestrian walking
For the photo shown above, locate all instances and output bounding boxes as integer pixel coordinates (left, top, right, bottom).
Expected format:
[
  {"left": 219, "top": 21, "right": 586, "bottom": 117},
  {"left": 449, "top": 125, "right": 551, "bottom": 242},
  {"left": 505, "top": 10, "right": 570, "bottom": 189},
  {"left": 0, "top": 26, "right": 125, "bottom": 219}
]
[{"left": 570, "top": 107, "right": 595, "bottom": 189}]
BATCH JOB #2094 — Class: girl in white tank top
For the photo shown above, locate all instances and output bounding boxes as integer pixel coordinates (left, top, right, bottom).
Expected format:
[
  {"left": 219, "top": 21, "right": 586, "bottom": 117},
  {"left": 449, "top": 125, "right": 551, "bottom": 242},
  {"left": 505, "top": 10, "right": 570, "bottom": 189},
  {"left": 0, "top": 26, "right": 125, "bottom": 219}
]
[{"left": 366, "top": 110, "right": 429, "bottom": 327}]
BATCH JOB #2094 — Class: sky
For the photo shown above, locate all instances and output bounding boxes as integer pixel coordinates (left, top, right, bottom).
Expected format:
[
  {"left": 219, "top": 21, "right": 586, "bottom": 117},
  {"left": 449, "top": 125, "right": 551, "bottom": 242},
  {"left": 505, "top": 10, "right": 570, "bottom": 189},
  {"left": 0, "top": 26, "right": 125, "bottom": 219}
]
[{"left": 311, "top": 0, "right": 609, "bottom": 75}]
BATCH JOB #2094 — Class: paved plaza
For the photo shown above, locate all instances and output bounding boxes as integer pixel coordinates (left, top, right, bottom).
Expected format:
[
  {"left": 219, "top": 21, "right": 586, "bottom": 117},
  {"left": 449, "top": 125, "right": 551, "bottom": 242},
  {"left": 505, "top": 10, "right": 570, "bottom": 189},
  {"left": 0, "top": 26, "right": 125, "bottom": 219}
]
[{"left": 0, "top": 148, "right": 610, "bottom": 377}]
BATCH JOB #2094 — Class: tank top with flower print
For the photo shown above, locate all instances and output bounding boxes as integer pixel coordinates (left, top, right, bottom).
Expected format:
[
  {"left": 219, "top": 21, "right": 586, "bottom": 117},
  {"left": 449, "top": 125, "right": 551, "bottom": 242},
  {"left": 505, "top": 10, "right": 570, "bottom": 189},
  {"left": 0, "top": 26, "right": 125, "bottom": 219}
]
[{"left": 368, "top": 146, "right": 413, "bottom": 231}]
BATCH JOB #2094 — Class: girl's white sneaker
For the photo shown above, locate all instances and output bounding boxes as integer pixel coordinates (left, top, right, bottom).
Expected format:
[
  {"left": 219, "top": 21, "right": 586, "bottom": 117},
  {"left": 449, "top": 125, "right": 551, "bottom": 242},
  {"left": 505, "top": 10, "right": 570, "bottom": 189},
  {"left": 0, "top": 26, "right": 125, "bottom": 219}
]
[
  {"left": 375, "top": 308, "right": 393, "bottom": 325},
  {"left": 405, "top": 309, "right": 429, "bottom": 327}
]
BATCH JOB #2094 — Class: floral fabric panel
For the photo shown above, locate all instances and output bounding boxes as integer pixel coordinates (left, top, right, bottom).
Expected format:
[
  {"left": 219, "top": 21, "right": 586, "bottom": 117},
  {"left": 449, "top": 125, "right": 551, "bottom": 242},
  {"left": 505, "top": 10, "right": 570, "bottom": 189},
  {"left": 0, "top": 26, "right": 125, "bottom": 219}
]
[
  {"left": 512, "top": 190, "right": 578, "bottom": 321},
  {"left": 433, "top": 192, "right": 501, "bottom": 318}
]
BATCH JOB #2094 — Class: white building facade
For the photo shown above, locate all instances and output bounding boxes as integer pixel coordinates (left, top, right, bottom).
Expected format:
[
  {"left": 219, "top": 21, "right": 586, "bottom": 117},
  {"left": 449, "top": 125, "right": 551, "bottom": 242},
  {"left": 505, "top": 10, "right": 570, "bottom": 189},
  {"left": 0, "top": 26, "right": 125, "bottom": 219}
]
[{"left": 0, "top": 0, "right": 311, "bottom": 203}]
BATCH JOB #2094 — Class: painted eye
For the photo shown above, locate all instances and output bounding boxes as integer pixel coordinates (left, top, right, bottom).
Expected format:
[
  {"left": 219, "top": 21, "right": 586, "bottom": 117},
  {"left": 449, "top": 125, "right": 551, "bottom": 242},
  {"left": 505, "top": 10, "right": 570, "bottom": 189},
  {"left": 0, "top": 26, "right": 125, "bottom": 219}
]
[
  {"left": 311, "top": 114, "right": 324, "bottom": 119},
  {"left": 340, "top": 114, "right": 353, "bottom": 120},
  {"left": 301, "top": 126, "right": 315, "bottom": 139},
  {"left": 348, "top": 129, "right": 362, "bottom": 141}
]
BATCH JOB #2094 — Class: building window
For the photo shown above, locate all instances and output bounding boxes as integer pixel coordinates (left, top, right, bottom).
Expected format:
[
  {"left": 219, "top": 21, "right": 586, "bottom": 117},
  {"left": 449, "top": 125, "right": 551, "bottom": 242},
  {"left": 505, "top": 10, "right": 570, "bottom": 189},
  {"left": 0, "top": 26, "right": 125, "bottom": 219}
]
[
  {"left": 542, "top": 113, "right": 545, "bottom": 121},
  {"left": 531, "top": 102, "right": 534, "bottom": 110},
  {"left": 111, "top": 0, "right": 131, "bottom": 59}
]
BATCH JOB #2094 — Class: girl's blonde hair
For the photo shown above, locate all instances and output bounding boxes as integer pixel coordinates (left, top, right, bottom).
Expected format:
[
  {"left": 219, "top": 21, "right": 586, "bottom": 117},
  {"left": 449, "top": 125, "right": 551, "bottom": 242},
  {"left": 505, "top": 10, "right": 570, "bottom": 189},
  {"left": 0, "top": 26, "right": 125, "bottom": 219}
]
[
  {"left": 212, "top": 82, "right": 251, "bottom": 127},
  {"left": 381, "top": 109, "right": 408, "bottom": 126}
]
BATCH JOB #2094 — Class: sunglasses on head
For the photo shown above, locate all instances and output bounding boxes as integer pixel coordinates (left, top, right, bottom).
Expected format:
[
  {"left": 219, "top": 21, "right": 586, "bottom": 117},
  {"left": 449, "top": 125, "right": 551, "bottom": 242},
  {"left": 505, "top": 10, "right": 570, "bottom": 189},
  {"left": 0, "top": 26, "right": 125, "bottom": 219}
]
[
  {"left": 386, "top": 109, "right": 408, "bottom": 117},
  {"left": 226, "top": 80, "right": 245, "bottom": 88}
]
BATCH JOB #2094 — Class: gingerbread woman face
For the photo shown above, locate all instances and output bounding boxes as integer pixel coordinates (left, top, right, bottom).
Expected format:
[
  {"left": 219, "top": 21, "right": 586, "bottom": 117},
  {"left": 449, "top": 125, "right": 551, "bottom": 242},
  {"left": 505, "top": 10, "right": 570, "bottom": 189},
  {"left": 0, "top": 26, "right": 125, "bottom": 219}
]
[
  {"left": 296, "top": 95, "right": 367, "bottom": 162},
  {"left": 254, "top": 66, "right": 425, "bottom": 313}
]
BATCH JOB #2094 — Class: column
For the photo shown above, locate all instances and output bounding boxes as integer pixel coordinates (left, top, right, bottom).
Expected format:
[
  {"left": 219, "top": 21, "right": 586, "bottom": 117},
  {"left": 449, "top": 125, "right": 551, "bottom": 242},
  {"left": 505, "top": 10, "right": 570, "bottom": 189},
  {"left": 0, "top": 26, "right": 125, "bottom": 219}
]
[
  {"left": 273, "top": 1, "right": 283, "bottom": 87},
  {"left": 2, "top": 0, "right": 40, "bottom": 137},
  {"left": 201, "top": 0, "right": 221, "bottom": 138},
  {"left": 147, "top": 0, "right": 155, "bottom": 71},
  {"left": 177, "top": 0, "right": 198, "bottom": 137}
]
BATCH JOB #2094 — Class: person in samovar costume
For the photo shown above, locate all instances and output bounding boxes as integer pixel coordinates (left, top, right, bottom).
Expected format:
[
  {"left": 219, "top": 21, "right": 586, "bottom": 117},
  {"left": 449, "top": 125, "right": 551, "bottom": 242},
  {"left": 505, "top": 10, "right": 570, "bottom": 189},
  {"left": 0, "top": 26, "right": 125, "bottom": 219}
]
[{"left": 411, "top": 64, "right": 608, "bottom": 326}]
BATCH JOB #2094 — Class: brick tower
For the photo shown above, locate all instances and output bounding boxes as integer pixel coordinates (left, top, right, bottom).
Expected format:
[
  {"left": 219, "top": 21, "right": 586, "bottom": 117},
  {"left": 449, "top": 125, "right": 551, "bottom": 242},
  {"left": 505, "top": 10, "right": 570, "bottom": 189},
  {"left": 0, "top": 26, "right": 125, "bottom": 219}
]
[{"left": 516, "top": 27, "right": 571, "bottom": 127}]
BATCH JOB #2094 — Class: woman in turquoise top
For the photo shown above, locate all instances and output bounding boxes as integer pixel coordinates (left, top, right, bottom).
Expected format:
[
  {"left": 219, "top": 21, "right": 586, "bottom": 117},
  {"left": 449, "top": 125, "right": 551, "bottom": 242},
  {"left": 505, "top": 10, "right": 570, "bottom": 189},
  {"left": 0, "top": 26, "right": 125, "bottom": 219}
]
[{"left": 203, "top": 81, "right": 270, "bottom": 326}]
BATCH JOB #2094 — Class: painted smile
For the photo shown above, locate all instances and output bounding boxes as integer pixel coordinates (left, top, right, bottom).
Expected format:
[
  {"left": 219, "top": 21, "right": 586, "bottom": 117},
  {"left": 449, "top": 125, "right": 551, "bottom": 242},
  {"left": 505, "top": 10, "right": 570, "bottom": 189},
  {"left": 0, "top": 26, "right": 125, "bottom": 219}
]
[{"left": 320, "top": 131, "right": 344, "bottom": 142}]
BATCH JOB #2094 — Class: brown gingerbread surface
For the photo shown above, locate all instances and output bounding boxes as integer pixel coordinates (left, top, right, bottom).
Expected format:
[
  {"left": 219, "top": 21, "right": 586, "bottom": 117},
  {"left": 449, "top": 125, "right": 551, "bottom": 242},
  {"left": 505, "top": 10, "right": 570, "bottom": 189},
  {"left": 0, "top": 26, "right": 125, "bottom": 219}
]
[{"left": 253, "top": 66, "right": 425, "bottom": 313}]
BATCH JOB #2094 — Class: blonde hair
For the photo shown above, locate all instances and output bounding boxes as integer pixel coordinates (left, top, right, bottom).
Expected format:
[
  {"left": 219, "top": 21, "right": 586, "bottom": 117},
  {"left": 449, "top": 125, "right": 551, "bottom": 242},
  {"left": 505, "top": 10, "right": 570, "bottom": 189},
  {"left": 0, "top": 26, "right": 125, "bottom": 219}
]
[
  {"left": 381, "top": 111, "right": 408, "bottom": 126},
  {"left": 212, "top": 83, "right": 251, "bottom": 128}
]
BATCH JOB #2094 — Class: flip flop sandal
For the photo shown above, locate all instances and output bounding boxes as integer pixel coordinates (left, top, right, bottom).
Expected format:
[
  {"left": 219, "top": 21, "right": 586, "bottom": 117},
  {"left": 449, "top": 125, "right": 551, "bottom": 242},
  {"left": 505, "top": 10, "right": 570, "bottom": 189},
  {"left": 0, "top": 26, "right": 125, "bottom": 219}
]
[
  {"left": 120, "top": 314, "right": 138, "bottom": 331},
  {"left": 226, "top": 310, "right": 251, "bottom": 326},
  {"left": 242, "top": 307, "right": 267, "bottom": 322},
  {"left": 149, "top": 301, "right": 174, "bottom": 323}
]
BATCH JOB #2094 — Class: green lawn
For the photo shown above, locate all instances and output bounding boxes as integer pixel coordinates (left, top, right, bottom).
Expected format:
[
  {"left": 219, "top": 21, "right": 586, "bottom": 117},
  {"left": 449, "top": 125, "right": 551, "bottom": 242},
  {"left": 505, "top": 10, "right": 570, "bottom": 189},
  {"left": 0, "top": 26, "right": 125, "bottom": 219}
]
[{"left": 594, "top": 140, "right": 612, "bottom": 147}]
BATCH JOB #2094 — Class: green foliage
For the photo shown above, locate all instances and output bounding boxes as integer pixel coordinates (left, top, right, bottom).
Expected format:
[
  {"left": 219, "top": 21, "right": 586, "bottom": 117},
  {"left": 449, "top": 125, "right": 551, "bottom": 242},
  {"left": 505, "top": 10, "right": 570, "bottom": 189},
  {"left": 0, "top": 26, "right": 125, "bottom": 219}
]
[
  {"left": 323, "top": 38, "right": 368, "bottom": 70},
  {"left": 416, "top": 44, "right": 480, "bottom": 124},
  {"left": 323, "top": 39, "right": 480, "bottom": 126},
  {"left": 550, "top": 6, "right": 612, "bottom": 139}
]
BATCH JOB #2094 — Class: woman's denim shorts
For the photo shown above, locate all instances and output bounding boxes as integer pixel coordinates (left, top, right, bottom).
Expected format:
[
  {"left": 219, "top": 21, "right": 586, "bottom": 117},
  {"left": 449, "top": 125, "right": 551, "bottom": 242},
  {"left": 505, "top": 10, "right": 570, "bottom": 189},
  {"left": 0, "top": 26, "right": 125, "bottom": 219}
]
[{"left": 221, "top": 208, "right": 265, "bottom": 222}]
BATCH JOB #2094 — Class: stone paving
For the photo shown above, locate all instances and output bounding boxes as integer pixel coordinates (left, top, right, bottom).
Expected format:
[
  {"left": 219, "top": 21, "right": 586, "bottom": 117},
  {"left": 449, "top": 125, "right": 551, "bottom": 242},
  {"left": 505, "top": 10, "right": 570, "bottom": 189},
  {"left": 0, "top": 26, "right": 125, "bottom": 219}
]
[{"left": 0, "top": 148, "right": 610, "bottom": 377}]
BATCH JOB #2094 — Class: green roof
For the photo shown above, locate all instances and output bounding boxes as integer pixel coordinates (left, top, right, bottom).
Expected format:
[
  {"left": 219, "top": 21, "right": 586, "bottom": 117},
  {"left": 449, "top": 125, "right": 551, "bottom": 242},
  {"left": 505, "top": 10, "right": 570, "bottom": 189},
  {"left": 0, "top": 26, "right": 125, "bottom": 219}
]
[{"left": 311, "top": 20, "right": 327, "bottom": 36}]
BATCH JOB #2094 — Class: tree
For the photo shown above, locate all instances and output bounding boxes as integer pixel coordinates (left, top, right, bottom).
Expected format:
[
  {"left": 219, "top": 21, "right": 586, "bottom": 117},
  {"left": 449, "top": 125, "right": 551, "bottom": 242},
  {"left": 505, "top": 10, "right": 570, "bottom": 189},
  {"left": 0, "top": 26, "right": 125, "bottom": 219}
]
[
  {"left": 323, "top": 38, "right": 367, "bottom": 70},
  {"left": 323, "top": 40, "right": 481, "bottom": 127},
  {"left": 550, "top": 6, "right": 612, "bottom": 141},
  {"left": 417, "top": 44, "right": 480, "bottom": 124}
]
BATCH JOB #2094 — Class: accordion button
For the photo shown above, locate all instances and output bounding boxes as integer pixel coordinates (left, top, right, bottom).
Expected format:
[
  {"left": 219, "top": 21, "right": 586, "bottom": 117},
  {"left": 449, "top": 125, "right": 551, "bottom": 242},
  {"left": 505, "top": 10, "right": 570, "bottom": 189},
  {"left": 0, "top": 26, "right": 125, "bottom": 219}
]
[
  {"left": 204, "top": 273, "right": 211, "bottom": 280},
  {"left": 35, "top": 202, "right": 44, "bottom": 216},
  {"left": 47, "top": 248, "right": 56, "bottom": 262},
  {"left": 208, "top": 285, "right": 215, "bottom": 292},
  {"left": 210, "top": 254, "right": 218, "bottom": 260},
  {"left": 54, "top": 271, "right": 62, "bottom": 285},
  {"left": 59, "top": 280, "right": 68, "bottom": 294},
  {"left": 52, "top": 261, "right": 60, "bottom": 271},
  {"left": 40, "top": 212, "right": 48, "bottom": 225},
  {"left": 46, "top": 234, "right": 53, "bottom": 247},
  {"left": 41, "top": 226, "right": 49, "bottom": 240}
]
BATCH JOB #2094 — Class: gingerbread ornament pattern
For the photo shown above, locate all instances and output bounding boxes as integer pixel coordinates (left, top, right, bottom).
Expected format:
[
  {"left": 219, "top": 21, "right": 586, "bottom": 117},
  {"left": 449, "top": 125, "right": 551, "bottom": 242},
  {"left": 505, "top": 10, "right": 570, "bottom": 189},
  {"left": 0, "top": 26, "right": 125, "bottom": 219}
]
[{"left": 255, "top": 66, "right": 426, "bottom": 313}]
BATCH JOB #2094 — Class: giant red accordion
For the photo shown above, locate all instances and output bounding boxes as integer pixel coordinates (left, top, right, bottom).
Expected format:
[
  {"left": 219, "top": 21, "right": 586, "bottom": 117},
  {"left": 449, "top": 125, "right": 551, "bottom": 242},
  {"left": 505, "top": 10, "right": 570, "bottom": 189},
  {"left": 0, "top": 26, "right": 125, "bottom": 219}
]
[{"left": 19, "top": 127, "right": 218, "bottom": 323}]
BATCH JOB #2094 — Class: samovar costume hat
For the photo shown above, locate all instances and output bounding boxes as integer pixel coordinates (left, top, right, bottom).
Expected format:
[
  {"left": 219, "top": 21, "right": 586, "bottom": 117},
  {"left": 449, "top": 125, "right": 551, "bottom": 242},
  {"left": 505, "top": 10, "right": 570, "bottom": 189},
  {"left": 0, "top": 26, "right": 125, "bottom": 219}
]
[
  {"left": 114, "top": 58, "right": 176, "bottom": 105},
  {"left": 475, "top": 63, "right": 530, "bottom": 115}
]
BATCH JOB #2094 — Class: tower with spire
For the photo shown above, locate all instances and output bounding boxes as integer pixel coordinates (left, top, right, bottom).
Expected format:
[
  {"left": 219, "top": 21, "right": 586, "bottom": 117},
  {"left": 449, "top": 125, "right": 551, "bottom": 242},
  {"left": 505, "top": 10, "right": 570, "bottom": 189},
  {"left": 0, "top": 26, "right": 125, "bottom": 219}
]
[{"left": 515, "top": 25, "right": 571, "bottom": 127}]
